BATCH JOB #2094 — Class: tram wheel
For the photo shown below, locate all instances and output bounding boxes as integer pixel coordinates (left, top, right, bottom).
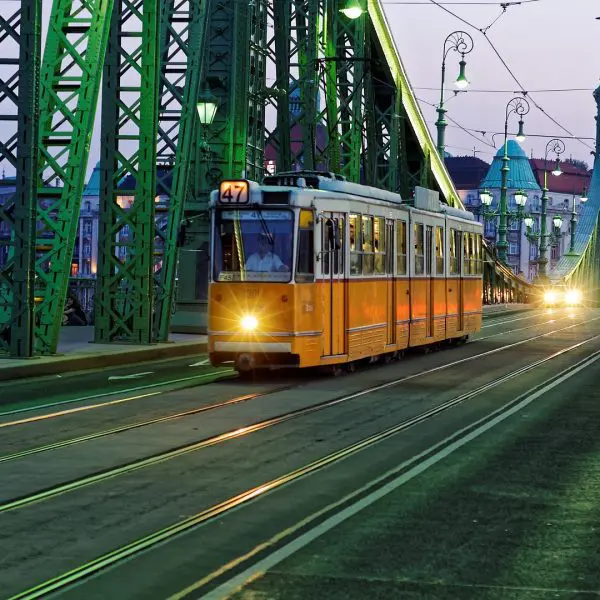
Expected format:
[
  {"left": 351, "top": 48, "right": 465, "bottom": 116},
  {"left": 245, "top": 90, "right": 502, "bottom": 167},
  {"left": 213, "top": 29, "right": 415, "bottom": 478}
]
[{"left": 346, "top": 361, "right": 357, "bottom": 373}]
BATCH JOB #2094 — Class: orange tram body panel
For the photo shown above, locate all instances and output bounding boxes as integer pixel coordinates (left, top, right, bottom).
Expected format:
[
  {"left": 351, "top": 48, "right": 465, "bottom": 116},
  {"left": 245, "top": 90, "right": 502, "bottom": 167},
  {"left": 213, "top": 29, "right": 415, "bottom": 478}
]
[{"left": 208, "top": 172, "right": 483, "bottom": 373}]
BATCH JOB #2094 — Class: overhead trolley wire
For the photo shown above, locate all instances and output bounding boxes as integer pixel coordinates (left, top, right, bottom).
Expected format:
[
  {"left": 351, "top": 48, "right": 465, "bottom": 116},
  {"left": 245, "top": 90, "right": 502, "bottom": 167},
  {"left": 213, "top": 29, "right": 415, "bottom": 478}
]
[{"left": 425, "top": 0, "right": 595, "bottom": 153}]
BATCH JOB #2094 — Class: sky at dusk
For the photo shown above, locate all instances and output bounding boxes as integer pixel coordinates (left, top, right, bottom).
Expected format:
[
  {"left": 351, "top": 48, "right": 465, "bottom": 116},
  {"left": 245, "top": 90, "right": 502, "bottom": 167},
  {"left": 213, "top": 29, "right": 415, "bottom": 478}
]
[{"left": 383, "top": 0, "right": 600, "bottom": 167}]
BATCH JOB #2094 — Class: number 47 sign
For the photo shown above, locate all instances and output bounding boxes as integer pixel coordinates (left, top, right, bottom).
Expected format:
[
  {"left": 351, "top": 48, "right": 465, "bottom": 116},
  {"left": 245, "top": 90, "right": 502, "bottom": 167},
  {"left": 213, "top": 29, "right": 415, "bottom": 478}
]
[{"left": 219, "top": 180, "right": 250, "bottom": 205}]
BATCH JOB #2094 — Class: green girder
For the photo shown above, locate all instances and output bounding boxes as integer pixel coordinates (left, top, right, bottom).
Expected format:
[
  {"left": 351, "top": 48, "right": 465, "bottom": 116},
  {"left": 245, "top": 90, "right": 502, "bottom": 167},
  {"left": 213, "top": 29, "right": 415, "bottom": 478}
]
[
  {"left": 95, "top": 0, "right": 160, "bottom": 344},
  {"left": 0, "top": 0, "right": 41, "bottom": 356},
  {"left": 153, "top": 0, "right": 210, "bottom": 341}
]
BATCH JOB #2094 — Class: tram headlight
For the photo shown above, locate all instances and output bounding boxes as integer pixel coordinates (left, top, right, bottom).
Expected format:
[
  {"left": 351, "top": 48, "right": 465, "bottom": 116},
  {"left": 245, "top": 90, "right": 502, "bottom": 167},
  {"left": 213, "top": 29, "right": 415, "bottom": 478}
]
[
  {"left": 565, "top": 289, "right": 582, "bottom": 305},
  {"left": 241, "top": 315, "right": 258, "bottom": 332},
  {"left": 543, "top": 290, "right": 558, "bottom": 305}
]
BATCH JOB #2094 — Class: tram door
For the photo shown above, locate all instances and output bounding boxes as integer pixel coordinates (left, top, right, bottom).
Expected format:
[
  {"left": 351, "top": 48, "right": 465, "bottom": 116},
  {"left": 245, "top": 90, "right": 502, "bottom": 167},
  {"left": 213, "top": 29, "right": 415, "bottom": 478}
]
[
  {"left": 322, "top": 213, "right": 346, "bottom": 356},
  {"left": 426, "top": 225, "right": 434, "bottom": 337},
  {"left": 385, "top": 220, "right": 396, "bottom": 345}
]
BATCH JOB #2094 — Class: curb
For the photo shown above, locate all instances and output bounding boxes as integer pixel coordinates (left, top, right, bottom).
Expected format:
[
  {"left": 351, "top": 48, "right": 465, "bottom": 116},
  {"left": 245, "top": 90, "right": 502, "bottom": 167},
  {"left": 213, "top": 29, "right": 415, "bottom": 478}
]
[{"left": 0, "top": 341, "right": 208, "bottom": 383}]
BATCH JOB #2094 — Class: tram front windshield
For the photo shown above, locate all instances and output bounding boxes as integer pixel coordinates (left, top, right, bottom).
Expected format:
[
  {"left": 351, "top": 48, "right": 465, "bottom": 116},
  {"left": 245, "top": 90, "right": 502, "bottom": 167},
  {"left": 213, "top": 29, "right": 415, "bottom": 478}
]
[{"left": 213, "top": 209, "right": 293, "bottom": 282}]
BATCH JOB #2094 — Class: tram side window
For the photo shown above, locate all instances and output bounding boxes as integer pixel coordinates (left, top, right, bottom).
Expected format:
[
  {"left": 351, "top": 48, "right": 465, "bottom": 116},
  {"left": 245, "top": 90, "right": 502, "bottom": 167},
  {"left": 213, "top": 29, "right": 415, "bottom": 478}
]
[
  {"left": 435, "top": 226, "right": 444, "bottom": 275},
  {"left": 350, "top": 214, "right": 362, "bottom": 274},
  {"left": 362, "top": 215, "right": 375, "bottom": 274},
  {"left": 476, "top": 233, "right": 483, "bottom": 274},
  {"left": 334, "top": 217, "right": 345, "bottom": 275},
  {"left": 414, "top": 223, "right": 424, "bottom": 275},
  {"left": 463, "top": 232, "right": 472, "bottom": 275},
  {"left": 396, "top": 220, "right": 407, "bottom": 275},
  {"left": 449, "top": 228, "right": 460, "bottom": 275},
  {"left": 374, "top": 217, "right": 385, "bottom": 274},
  {"left": 296, "top": 209, "right": 314, "bottom": 282}
]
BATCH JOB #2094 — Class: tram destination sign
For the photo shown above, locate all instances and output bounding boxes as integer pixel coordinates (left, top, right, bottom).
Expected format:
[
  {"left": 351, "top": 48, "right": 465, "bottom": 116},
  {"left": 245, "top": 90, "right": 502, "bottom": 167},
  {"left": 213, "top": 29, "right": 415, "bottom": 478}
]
[{"left": 219, "top": 180, "right": 250, "bottom": 205}]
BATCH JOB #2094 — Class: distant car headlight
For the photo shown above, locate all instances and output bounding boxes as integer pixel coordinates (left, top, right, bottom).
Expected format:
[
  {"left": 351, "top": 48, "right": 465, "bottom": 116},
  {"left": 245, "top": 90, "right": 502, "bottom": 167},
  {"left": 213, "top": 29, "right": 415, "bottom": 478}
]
[
  {"left": 544, "top": 290, "right": 558, "bottom": 304},
  {"left": 565, "top": 289, "right": 582, "bottom": 305},
  {"left": 241, "top": 315, "right": 258, "bottom": 331}
]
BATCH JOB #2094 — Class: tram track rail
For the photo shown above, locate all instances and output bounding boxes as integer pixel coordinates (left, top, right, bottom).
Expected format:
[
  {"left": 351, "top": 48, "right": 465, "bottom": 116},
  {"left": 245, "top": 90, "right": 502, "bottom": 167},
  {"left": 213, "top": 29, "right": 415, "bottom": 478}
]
[
  {"left": 0, "top": 368, "right": 234, "bottom": 421},
  {"left": 2, "top": 320, "right": 599, "bottom": 516},
  {"left": 0, "top": 311, "right": 591, "bottom": 434},
  {"left": 9, "top": 335, "right": 600, "bottom": 600}
]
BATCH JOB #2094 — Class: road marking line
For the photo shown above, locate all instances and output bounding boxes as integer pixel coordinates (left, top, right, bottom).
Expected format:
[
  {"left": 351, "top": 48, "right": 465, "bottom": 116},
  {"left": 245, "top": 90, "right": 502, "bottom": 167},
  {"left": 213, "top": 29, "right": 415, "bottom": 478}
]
[
  {"left": 107, "top": 371, "right": 154, "bottom": 381},
  {"left": 190, "top": 359, "right": 210, "bottom": 367},
  {"left": 197, "top": 350, "right": 600, "bottom": 600},
  {"left": 0, "top": 370, "right": 232, "bottom": 420}
]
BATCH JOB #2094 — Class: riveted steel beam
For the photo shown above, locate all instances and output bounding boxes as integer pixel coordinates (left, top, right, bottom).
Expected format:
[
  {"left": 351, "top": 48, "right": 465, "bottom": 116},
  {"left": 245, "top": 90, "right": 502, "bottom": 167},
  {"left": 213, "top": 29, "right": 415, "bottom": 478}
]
[
  {"left": 0, "top": 0, "right": 41, "bottom": 356},
  {"left": 95, "top": 0, "right": 160, "bottom": 344}
]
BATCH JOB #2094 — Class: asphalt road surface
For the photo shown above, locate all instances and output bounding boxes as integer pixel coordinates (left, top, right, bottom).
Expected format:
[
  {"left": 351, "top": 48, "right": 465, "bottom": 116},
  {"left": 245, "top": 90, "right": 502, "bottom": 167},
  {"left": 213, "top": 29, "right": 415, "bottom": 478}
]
[{"left": 2, "top": 306, "right": 599, "bottom": 600}]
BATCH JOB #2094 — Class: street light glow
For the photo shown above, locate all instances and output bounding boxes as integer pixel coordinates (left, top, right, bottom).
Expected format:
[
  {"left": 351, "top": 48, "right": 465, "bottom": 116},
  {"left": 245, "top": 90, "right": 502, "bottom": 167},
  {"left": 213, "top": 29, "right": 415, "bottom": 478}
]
[
  {"left": 515, "top": 119, "right": 526, "bottom": 142},
  {"left": 553, "top": 215, "right": 563, "bottom": 229},
  {"left": 524, "top": 216, "right": 534, "bottom": 229},
  {"left": 514, "top": 190, "right": 528, "bottom": 206},
  {"left": 479, "top": 189, "right": 493, "bottom": 206},
  {"left": 551, "top": 158, "right": 562, "bottom": 177},
  {"left": 455, "top": 59, "right": 469, "bottom": 89},
  {"left": 196, "top": 84, "right": 218, "bottom": 125},
  {"left": 340, "top": 1, "right": 363, "bottom": 18}
]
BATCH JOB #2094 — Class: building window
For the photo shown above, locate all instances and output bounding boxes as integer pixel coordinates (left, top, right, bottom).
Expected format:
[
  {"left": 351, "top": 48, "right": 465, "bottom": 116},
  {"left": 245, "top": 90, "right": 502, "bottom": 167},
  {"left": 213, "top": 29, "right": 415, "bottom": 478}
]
[
  {"left": 509, "top": 242, "right": 519, "bottom": 255},
  {"left": 529, "top": 244, "right": 538, "bottom": 261}
]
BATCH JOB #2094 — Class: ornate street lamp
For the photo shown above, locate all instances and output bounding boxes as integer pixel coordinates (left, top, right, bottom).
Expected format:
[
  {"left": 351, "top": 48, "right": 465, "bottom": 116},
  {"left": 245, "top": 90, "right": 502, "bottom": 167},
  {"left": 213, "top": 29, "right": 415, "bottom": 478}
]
[
  {"left": 196, "top": 83, "right": 219, "bottom": 125},
  {"left": 435, "top": 31, "right": 474, "bottom": 158},
  {"left": 524, "top": 138, "right": 566, "bottom": 280},
  {"left": 497, "top": 96, "right": 530, "bottom": 263},
  {"left": 340, "top": 0, "right": 364, "bottom": 19},
  {"left": 479, "top": 189, "right": 527, "bottom": 223}
]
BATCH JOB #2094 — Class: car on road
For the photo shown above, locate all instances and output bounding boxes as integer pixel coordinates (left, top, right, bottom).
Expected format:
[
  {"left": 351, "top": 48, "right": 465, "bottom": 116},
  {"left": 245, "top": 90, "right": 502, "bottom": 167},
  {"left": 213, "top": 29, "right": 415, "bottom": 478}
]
[{"left": 541, "top": 284, "right": 583, "bottom": 307}]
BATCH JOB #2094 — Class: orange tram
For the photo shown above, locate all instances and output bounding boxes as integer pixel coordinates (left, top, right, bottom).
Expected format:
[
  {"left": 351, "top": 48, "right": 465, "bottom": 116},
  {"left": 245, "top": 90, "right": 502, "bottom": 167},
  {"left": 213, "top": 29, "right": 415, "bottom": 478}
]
[{"left": 208, "top": 171, "right": 483, "bottom": 374}]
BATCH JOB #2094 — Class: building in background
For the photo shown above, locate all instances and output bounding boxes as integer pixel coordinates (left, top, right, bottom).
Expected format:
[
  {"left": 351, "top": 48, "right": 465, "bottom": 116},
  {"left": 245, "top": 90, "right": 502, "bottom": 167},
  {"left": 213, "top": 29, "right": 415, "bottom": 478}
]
[
  {"left": 446, "top": 142, "right": 592, "bottom": 282},
  {"left": 444, "top": 155, "right": 491, "bottom": 208}
]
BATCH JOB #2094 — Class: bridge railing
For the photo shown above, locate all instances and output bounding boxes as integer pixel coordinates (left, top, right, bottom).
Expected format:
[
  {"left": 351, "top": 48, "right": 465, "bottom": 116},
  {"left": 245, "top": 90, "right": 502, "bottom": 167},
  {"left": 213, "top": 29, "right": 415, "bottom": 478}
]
[{"left": 549, "top": 153, "right": 600, "bottom": 296}]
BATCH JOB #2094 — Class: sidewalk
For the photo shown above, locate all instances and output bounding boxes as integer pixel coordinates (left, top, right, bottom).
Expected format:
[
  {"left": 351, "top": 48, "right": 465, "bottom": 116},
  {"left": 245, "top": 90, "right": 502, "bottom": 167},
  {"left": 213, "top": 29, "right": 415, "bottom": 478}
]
[{"left": 0, "top": 326, "right": 207, "bottom": 382}]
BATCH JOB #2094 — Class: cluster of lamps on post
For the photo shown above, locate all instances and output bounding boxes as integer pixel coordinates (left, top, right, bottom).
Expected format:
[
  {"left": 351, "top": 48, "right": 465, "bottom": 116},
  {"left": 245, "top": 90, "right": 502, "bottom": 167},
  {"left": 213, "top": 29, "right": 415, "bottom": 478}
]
[{"left": 477, "top": 134, "right": 588, "bottom": 280}]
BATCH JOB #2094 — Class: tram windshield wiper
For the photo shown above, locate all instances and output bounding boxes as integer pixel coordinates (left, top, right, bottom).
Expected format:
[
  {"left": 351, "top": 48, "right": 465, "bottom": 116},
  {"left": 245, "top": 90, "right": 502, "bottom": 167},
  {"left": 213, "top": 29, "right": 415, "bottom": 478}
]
[{"left": 253, "top": 205, "right": 274, "bottom": 245}]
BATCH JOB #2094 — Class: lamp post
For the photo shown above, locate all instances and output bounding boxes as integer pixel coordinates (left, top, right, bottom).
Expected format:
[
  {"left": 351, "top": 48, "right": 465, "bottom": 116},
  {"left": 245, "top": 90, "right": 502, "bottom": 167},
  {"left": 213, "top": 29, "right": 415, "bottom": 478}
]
[
  {"left": 435, "top": 31, "right": 474, "bottom": 159},
  {"left": 568, "top": 187, "right": 588, "bottom": 254},
  {"left": 524, "top": 138, "right": 565, "bottom": 280},
  {"left": 497, "top": 96, "right": 530, "bottom": 263},
  {"left": 479, "top": 187, "right": 528, "bottom": 259}
]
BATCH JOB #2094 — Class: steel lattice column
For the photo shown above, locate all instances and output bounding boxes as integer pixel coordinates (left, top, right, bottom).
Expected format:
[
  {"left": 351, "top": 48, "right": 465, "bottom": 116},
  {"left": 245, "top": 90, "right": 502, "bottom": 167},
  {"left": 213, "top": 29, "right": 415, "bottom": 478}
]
[
  {"left": 173, "top": 0, "right": 265, "bottom": 332},
  {"left": 0, "top": 0, "right": 41, "bottom": 356},
  {"left": 34, "top": 0, "right": 113, "bottom": 354},
  {"left": 95, "top": 0, "right": 160, "bottom": 344},
  {"left": 152, "top": 0, "right": 209, "bottom": 341}
]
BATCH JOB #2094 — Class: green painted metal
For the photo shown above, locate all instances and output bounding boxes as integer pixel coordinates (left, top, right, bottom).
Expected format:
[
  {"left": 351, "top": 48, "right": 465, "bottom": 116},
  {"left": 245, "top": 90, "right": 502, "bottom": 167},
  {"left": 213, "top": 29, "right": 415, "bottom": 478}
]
[
  {"left": 0, "top": 0, "right": 41, "bottom": 356},
  {"left": 152, "top": 0, "right": 210, "bottom": 341},
  {"left": 550, "top": 87, "right": 600, "bottom": 298},
  {"left": 34, "top": 0, "right": 113, "bottom": 354},
  {"left": 95, "top": 0, "right": 160, "bottom": 344}
]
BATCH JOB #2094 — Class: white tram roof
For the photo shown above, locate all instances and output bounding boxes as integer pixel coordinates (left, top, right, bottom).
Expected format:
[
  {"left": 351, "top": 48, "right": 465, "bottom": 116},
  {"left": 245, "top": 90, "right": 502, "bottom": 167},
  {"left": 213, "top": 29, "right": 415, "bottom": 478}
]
[{"left": 210, "top": 171, "right": 475, "bottom": 223}]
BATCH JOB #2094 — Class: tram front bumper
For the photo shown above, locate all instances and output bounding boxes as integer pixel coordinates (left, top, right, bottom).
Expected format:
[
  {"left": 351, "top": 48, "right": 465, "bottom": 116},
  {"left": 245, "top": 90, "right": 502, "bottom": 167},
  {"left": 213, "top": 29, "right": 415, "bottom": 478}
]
[{"left": 209, "top": 340, "right": 300, "bottom": 370}]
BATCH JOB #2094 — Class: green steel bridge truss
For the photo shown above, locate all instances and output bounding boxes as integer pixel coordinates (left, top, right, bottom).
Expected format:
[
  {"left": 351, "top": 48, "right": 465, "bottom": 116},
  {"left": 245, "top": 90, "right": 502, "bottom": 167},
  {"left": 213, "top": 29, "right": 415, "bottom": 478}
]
[{"left": 1, "top": 0, "right": 595, "bottom": 357}]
